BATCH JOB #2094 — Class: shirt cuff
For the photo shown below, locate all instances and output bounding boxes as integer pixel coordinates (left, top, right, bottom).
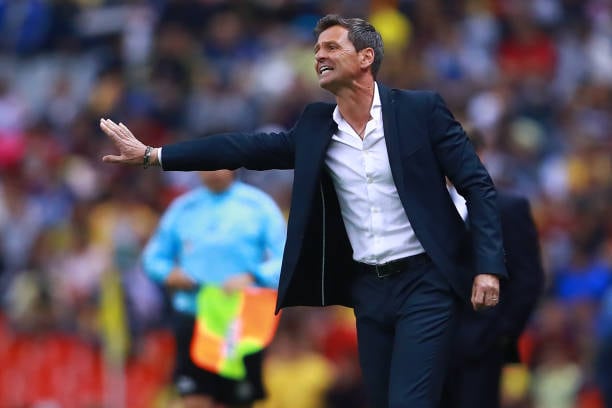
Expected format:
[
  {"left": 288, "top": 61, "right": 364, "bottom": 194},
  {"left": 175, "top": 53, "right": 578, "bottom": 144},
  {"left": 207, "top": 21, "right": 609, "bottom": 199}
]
[{"left": 158, "top": 147, "right": 163, "bottom": 168}]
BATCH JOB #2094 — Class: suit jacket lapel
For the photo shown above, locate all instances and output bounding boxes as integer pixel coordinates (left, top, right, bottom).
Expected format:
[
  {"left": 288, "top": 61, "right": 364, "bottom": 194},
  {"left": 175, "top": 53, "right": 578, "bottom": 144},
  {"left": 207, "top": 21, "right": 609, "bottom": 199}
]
[
  {"left": 313, "top": 109, "right": 337, "bottom": 169},
  {"left": 303, "top": 105, "right": 337, "bottom": 183},
  {"left": 282, "top": 104, "right": 336, "bottom": 278},
  {"left": 291, "top": 103, "right": 337, "bottom": 223},
  {"left": 379, "top": 83, "right": 406, "bottom": 196}
]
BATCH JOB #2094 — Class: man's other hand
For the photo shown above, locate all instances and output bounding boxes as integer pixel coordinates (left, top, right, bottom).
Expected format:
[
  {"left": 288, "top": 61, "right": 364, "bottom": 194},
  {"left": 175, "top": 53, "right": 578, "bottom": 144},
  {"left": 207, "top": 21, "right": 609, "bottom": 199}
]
[{"left": 471, "top": 274, "right": 500, "bottom": 311}]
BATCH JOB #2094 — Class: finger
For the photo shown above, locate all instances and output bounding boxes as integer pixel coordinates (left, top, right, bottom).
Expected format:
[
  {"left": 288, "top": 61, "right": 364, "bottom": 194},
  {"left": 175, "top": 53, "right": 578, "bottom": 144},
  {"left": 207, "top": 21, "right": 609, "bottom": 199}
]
[
  {"left": 100, "top": 119, "right": 121, "bottom": 140},
  {"left": 103, "top": 119, "right": 124, "bottom": 137},
  {"left": 101, "top": 120, "right": 136, "bottom": 152},
  {"left": 109, "top": 121, "right": 126, "bottom": 138},
  {"left": 117, "top": 123, "right": 129, "bottom": 137},
  {"left": 105, "top": 118, "right": 119, "bottom": 127},
  {"left": 471, "top": 281, "right": 481, "bottom": 303},
  {"left": 472, "top": 287, "right": 485, "bottom": 310},
  {"left": 99, "top": 118, "right": 111, "bottom": 132},
  {"left": 485, "top": 292, "right": 500, "bottom": 307},
  {"left": 118, "top": 122, "right": 133, "bottom": 137},
  {"left": 102, "top": 154, "right": 125, "bottom": 163}
]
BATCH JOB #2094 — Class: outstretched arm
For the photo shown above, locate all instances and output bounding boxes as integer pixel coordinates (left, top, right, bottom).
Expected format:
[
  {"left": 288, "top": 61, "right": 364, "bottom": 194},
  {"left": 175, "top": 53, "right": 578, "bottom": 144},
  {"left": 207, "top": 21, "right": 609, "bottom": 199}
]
[{"left": 100, "top": 118, "right": 296, "bottom": 170}]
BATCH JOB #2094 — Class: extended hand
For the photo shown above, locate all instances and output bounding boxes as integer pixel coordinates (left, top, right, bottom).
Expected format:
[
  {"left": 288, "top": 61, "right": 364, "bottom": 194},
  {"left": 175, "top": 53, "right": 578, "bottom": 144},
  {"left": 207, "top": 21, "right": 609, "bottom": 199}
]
[
  {"left": 100, "top": 118, "right": 148, "bottom": 165},
  {"left": 471, "top": 273, "right": 500, "bottom": 311},
  {"left": 222, "top": 273, "right": 255, "bottom": 294},
  {"left": 165, "top": 268, "right": 197, "bottom": 291}
]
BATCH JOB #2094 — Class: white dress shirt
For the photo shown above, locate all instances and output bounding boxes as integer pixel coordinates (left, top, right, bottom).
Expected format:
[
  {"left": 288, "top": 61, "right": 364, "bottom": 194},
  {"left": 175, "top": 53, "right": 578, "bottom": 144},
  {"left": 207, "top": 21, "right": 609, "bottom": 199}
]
[
  {"left": 159, "top": 84, "right": 424, "bottom": 265},
  {"left": 448, "top": 185, "right": 468, "bottom": 222},
  {"left": 325, "top": 83, "right": 425, "bottom": 265}
]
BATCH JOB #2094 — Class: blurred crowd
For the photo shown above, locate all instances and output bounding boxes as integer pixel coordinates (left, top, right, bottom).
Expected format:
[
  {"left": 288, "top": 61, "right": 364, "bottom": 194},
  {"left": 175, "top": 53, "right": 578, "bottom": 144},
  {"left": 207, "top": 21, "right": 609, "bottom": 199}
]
[{"left": 0, "top": 0, "right": 611, "bottom": 407}]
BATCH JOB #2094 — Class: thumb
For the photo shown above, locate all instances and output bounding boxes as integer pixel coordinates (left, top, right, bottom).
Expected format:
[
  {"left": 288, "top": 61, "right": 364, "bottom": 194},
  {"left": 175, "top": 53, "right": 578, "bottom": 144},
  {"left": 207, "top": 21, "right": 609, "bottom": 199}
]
[{"left": 102, "top": 154, "right": 124, "bottom": 163}]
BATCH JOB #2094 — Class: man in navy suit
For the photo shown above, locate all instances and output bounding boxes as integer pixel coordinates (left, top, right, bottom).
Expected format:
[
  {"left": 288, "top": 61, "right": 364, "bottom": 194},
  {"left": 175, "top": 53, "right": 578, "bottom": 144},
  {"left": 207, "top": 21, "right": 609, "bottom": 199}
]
[
  {"left": 440, "top": 130, "right": 545, "bottom": 408},
  {"left": 100, "top": 15, "right": 506, "bottom": 408}
]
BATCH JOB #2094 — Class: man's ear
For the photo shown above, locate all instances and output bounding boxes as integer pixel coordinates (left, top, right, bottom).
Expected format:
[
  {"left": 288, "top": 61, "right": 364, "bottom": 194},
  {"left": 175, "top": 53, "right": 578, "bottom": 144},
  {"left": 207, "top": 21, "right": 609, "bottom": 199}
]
[{"left": 359, "top": 48, "right": 375, "bottom": 70}]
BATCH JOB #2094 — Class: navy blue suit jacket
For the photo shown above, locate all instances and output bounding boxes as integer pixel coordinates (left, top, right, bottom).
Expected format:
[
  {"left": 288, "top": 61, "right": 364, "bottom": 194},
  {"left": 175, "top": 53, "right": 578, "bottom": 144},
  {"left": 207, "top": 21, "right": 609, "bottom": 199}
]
[
  {"left": 454, "top": 193, "right": 544, "bottom": 362},
  {"left": 161, "top": 84, "right": 507, "bottom": 312}
]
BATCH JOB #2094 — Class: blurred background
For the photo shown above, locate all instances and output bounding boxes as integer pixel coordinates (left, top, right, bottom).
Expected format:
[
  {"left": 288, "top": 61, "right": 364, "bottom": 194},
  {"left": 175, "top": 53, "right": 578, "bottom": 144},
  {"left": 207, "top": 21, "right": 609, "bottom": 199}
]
[{"left": 0, "top": 0, "right": 610, "bottom": 407}]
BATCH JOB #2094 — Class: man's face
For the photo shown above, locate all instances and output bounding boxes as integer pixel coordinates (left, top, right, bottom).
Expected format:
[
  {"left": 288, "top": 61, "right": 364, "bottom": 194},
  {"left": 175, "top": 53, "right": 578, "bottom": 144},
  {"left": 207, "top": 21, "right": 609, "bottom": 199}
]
[{"left": 314, "top": 25, "right": 363, "bottom": 92}]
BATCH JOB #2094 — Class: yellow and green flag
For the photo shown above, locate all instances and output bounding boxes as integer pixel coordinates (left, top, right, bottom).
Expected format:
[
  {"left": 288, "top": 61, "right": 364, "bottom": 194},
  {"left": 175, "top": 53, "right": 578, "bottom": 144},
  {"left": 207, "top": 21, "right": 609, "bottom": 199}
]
[{"left": 191, "top": 286, "right": 280, "bottom": 380}]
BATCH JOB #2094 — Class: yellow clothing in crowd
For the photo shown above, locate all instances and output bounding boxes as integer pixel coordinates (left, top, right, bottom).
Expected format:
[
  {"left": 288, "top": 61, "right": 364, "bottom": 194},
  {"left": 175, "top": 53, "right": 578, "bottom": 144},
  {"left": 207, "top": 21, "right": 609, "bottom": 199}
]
[{"left": 254, "top": 352, "right": 334, "bottom": 408}]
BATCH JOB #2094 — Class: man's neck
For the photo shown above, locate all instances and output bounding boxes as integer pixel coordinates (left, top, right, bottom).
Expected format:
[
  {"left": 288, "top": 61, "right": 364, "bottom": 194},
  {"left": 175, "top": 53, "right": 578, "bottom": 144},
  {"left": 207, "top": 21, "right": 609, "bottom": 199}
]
[{"left": 335, "top": 78, "right": 375, "bottom": 137}]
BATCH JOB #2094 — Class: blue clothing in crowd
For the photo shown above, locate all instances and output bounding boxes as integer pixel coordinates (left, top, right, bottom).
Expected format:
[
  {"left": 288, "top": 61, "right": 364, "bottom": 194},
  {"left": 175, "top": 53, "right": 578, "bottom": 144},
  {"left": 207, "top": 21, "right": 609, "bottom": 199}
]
[
  {"left": 554, "top": 259, "right": 612, "bottom": 304},
  {"left": 142, "top": 181, "right": 286, "bottom": 315}
]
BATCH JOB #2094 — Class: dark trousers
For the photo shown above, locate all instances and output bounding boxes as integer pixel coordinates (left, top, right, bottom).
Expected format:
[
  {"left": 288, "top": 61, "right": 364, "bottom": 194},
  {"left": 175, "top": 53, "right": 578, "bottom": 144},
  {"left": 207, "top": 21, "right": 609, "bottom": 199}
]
[
  {"left": 172, "top": 311, "right": 266, "bottom": 404},
  {"left": 439, "top": 345, "right": 503, "bottom": 408},
  {"left": 595, "top": 337, "right": 612, "bottom": 408},
  {"left": 351, "top": 257, "right": 457, "bottom": 408}
]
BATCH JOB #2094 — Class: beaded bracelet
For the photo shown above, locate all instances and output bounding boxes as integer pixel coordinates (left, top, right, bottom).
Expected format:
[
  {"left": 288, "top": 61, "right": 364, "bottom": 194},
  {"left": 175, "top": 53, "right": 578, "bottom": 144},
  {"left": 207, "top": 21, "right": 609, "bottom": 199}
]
[{"left": 143, "top": 146, "right": 153, "bottom": 169}]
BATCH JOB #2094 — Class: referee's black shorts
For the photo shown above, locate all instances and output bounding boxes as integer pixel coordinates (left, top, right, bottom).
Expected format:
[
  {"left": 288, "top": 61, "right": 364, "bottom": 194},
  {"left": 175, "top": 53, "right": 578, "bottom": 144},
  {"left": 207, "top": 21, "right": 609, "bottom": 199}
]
[{"left": 172, "top": 311, "right": 266, "bottom": 405}]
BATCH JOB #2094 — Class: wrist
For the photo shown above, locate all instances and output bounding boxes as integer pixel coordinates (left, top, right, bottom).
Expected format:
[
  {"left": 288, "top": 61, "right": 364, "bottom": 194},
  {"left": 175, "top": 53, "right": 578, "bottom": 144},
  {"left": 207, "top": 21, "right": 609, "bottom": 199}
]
[
  {"left": 143, "top": 146, "right": 160, "bottom": 168},
  {"left": 151, "top": 147, "right": 160, "bottom": 166},
  {"left": 246, "top": 272, "right": 258, "bottom": 286},
  {"left": 143, "top": 146, "right": 152, "bottom": 168}
]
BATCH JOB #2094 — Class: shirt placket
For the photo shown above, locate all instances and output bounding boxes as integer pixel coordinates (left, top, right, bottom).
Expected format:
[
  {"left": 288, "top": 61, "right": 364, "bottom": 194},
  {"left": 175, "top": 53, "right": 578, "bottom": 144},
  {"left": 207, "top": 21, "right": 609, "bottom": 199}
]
[{"left": 363, "top": 137, "right": 382, "bottom": 264}]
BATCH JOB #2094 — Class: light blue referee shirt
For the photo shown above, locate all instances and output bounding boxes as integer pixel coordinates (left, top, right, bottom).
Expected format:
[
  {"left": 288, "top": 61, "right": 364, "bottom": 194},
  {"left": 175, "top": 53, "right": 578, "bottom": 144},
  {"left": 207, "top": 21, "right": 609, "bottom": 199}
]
[{"left": 142, "top": 181, "right": 286, "bottom": 315}]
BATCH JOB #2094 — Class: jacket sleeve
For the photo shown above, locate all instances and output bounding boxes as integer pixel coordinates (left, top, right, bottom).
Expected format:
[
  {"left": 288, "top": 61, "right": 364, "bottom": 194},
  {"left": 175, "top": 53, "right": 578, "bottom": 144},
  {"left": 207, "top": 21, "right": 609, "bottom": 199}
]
[
  {"left": 428, "top": 92, "right": 507, "bottom": 278},
  {"left": 161, "top": 128, "right": 296, "bottom": 172},
  {"left": 159, "top": 103, "right": 329, "bottom": 171}
]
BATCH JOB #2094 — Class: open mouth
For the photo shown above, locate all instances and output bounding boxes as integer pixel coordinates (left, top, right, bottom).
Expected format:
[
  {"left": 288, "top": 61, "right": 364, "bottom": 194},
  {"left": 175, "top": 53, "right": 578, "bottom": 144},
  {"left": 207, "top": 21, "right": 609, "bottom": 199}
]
[{"left": 319, "top": 65, "right": 333, "bottom": 75}]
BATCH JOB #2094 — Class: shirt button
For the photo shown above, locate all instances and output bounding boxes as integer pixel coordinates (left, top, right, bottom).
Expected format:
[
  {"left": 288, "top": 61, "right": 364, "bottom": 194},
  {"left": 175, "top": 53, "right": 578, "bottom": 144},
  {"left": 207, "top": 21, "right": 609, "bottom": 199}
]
[{"left": 367, "top": 177, "right": 373, "bottom": 183}]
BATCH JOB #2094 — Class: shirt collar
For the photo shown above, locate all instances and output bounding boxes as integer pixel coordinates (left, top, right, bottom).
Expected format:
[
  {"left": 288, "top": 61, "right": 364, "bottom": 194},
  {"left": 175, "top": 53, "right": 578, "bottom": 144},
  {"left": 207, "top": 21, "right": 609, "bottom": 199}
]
[{"left": 332, "top": 82, "right": 381, "bottom": 126}]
